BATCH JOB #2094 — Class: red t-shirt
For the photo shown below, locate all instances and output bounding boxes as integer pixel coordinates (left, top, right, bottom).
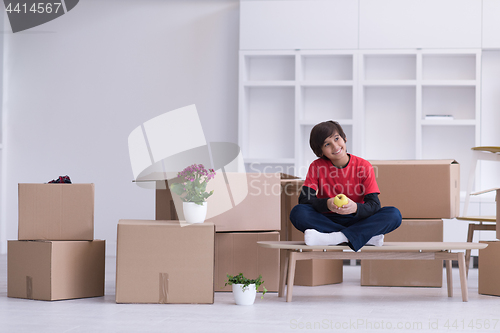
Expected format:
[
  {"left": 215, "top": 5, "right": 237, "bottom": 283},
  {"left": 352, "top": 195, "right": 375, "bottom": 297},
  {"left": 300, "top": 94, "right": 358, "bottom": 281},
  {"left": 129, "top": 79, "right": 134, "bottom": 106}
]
[{"left": 303, "top": 154, "right": 380, "bottom": 204}]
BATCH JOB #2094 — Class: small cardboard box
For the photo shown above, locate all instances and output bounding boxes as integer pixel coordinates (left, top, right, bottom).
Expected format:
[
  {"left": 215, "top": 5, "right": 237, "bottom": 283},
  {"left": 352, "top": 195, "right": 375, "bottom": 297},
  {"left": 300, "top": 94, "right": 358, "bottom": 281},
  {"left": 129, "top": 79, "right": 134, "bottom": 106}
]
[
  {"left": 156, "top": 173, "right": 281, "bottom": 232},
  {"left": 116, "top": 220, "right": 215, "bottom": 304},
  {"left": 7, "top": 240, "right": 105, "bottom": 301},
  {"left": 361, "top": 219, "right": 443, "bottom": 287},
  {"left": 369, "top": 160, "right": 460, "bottom": 219},
  {"left": 289, "top": 229, "right": 343, "bottom": 286},
  {"left": 215, "top": 231, "right": 280, "bottom": 292},
  {"left": 479, "top": 240, "right": 500, "bottom": 297},
  {"left": 18, "top": 183, "right": 94, "bottom": 240}
]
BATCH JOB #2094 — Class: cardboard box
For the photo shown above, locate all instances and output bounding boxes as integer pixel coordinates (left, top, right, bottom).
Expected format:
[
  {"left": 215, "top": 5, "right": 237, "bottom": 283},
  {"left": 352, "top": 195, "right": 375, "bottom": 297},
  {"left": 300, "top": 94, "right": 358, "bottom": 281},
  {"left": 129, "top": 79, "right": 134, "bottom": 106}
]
[
  {"left": 116, "top": 220, "right": 215, "bottom": 304},
  {"left": 479, "top": 240, "right": 500, "bottom": 297},
  {"left": 496, "top": 189, "right": 499, "bottom": 240},
  {"left": 361, "top": 219, "right": 443, "bottom": 287},
  {"left": 18, "top": 183, "right": 94, "bottom": 240},
  {"left": 7, "top": 240, "right": 105, "bottom": 301},
  {"left": 156, "top": 173, "right": 281, "bottom": 232},
  {"left": 215, "top": 231, "right": 280, "bottom": 292},
  {"left": 289, "top": 229, "right": 343, "bottom": 286},
  {"left": 280, "top": 176, "right": 304, "bottom": 242},
  {"left": 369, "top": 160, "right": 459, "bottom": 219}
]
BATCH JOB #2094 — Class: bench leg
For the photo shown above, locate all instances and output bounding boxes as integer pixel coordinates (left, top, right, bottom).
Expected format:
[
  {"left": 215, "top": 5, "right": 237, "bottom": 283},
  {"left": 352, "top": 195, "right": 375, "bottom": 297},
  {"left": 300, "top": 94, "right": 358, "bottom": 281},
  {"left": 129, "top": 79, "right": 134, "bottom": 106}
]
[
  {"left": 458, "top": 252, "right": 468, "bottom": 302},
  {"left": 465, "top": 223, "right": 475, "bottom": 278},
  {"left": 286, "top": 251, "right": 297, "bottom": 302},
  {"left": 445, "top": 259, "right": 453, "bottom": 297},
  {"left": 278, "top": 250, "right": 289, "bottom": 298}
]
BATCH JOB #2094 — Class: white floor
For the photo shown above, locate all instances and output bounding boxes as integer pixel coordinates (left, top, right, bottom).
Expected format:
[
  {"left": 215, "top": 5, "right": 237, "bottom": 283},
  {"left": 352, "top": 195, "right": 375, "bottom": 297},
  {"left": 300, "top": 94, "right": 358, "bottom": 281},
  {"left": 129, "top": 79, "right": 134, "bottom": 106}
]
[{"left": 1, "top": 255, "right": 499, "bottom": 333}]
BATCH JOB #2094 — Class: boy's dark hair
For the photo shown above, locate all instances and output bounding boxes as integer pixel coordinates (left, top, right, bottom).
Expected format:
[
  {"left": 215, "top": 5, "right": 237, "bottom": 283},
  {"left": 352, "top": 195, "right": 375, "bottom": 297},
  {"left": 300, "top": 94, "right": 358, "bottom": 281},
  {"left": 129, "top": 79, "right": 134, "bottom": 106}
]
[{"left": 309, "top": 121, "right": 347, "bottom": 158}]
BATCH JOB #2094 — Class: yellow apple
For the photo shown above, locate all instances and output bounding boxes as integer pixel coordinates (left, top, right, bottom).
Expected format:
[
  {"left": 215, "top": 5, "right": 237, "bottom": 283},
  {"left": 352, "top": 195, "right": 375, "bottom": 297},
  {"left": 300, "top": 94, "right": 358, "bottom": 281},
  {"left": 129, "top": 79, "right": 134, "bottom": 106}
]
[{"left": 333, "top": 194, "right": 348, "bottom": 208}]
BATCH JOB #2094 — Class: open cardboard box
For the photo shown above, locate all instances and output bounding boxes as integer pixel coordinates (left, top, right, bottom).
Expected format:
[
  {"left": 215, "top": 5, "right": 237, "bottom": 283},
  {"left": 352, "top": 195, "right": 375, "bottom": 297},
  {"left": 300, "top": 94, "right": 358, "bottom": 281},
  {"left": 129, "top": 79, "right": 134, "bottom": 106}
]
[{"left": 156, "top": 173, "right": 281, "bottom": 232}]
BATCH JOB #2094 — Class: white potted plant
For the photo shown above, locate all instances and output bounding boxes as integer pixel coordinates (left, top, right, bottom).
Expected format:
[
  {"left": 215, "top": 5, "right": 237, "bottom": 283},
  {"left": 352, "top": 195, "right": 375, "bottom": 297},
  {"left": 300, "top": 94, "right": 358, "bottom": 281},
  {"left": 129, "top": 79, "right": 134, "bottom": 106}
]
[
  {"left": 170, "top": 164, "right": 216, "bottom": 224},
  {"left": 225, "top": 273, "right": 267, "bottom": 305}
]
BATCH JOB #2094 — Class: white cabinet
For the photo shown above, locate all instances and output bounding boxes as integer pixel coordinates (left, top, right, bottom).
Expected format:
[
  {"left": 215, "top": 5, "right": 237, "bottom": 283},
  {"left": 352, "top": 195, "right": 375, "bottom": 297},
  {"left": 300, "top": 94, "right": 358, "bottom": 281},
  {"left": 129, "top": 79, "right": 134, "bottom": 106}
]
[
  {"left": 240, "top": 0, "right": 358, "bottom": 50},
  {"left": 240, "top": 49, "right": 481, "bottom": 185},
  {"left": 359, "top": 0, "right": 482, "bottom": 49}
]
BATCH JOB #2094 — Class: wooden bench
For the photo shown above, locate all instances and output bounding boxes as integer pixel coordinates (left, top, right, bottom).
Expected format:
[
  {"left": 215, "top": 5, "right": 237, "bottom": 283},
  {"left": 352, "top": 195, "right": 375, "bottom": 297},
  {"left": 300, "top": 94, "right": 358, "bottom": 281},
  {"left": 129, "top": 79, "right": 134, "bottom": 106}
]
[{"left": 257, "top": 241, "right": 488, "bottom": 302}]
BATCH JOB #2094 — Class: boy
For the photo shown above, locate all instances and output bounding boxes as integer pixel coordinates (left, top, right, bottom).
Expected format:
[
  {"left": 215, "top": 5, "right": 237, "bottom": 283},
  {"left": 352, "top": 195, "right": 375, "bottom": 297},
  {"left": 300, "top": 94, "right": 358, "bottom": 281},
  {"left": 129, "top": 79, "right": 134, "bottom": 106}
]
[{"left": 290, "top": 121, "right": 401, "bottom": 251}]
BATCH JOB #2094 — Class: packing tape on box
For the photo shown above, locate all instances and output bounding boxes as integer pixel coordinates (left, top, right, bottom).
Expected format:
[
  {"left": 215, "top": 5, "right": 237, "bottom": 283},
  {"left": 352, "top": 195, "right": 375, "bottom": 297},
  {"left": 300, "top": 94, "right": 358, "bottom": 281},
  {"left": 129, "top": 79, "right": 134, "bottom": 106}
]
[
  {"left": 128, "top": 105, "right": 250, "bottom": 222},
  {"left": 159, "top": 273, "right": 169, "bottom": 304},
  {"left": 26, "top": 276, "right": 33, "bottom": 300}
]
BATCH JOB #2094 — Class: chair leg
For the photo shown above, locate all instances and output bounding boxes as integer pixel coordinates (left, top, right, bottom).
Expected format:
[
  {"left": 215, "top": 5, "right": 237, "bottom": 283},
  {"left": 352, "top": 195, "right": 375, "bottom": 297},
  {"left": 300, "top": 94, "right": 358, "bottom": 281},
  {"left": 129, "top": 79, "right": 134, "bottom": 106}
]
[{"left": 465, "top": 223, "right": 476, "bottom": 277}]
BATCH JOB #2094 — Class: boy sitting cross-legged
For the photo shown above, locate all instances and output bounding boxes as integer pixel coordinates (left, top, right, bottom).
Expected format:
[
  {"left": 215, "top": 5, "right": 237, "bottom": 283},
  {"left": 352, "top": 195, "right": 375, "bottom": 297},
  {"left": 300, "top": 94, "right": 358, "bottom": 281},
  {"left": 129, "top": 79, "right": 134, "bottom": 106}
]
[{"left": 290, "top": 120, "right": 402, "bottom": 252}]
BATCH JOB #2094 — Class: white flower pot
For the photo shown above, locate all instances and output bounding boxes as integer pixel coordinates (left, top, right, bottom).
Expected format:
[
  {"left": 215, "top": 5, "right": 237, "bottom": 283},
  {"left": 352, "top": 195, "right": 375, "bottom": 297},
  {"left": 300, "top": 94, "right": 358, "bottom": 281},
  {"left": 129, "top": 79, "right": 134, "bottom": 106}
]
[
  {"left": 182, "top": 202, "right": 208, "bottom": 224},
  {"left": 232, "top": 283, "right": 256, "bottom": 305}
]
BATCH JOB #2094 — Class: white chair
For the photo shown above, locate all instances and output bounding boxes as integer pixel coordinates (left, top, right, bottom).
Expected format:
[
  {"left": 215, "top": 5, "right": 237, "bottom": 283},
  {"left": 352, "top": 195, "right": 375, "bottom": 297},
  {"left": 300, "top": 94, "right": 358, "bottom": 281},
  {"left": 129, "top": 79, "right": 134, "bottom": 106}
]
[{"left": 456, "top": 146, "right": 500, "bottom": 276}]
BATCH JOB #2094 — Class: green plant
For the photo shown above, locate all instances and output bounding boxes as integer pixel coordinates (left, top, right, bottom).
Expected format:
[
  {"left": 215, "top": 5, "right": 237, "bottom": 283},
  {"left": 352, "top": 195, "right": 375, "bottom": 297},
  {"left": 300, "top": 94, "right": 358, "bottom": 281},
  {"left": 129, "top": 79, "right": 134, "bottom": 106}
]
[
  {"left": 170, "top": 164, "right": 216, "bottom": 205},
  {"left": 225, "top": 273, "right": 267, "bottom": 298}
]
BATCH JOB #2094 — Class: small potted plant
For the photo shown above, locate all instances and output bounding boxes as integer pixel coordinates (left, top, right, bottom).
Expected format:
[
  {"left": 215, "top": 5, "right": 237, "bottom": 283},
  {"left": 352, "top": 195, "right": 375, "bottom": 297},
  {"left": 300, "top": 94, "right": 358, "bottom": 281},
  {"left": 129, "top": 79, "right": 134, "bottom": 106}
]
[
  {"left": 225, "top": 273, "right": 267, "bottom": 305},
  {"left": 170, "top": 164, "right": 216, "bottom": 224}
]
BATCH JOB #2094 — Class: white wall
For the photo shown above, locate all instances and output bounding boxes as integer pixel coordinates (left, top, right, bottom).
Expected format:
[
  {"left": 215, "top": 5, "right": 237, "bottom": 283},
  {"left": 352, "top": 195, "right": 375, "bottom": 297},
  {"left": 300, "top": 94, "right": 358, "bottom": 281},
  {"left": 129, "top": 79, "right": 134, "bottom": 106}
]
[{"left": 0, "top": 0, "right": 239, "bottom": 254}]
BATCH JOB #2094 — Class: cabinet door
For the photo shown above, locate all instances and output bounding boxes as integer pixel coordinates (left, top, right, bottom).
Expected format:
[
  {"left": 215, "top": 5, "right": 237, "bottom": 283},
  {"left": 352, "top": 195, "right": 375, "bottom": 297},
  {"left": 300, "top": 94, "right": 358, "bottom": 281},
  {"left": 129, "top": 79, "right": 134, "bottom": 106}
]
[
  {"left": 359, "top": 0, "right": 481, "bottom": 49},
  {"left": 482, "top": 0, "right": 500, "bottom": 48},
  {"left": 240, "top": 0, "right": 358, "bottom": 50}
]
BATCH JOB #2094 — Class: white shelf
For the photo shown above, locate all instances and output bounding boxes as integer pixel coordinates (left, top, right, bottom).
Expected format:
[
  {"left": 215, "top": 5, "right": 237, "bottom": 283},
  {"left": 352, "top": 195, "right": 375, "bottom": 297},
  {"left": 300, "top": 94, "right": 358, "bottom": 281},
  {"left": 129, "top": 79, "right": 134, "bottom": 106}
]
[
  {"left": 243, "top": 81, "right": 295, "bottom": 87},
  {"left": 421, "top": 80, "right": 477, "bottom": 86},
  {"left": 362, "top": 80, "right": 417, "bottom": 86},
  {"left": 299, "top": 119, "right": 353, "bottom": 126},
  {"left": 301, "top": 81, "right": 355, "bottom": 87},
  {"left": 421, "top": 119, "right": 476, "bottom": 126}
]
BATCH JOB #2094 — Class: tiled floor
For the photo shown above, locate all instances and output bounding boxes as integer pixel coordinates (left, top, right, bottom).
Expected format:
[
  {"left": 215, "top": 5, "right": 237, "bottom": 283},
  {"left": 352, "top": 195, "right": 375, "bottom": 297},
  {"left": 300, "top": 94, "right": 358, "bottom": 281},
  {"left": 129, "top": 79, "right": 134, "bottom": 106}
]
[{"left": 1, "top": 255, "right": 499, "bottom": 333}]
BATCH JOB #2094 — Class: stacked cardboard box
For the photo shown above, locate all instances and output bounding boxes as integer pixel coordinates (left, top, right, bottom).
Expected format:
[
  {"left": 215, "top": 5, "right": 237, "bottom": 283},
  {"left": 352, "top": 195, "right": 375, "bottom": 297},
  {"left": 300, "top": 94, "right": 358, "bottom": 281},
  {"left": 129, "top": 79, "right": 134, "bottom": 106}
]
[
  {"left": 361, "top": 160, "right": 459, "bottom": 287},
  {"left": 156, "top": 173, "right": 282, "bottom": 292},
  {"left": 8, "top": 183, "right": 105, "bottom": 301},
  {"left": 478, "top": 188, "right": 500, "bottom": 296}
]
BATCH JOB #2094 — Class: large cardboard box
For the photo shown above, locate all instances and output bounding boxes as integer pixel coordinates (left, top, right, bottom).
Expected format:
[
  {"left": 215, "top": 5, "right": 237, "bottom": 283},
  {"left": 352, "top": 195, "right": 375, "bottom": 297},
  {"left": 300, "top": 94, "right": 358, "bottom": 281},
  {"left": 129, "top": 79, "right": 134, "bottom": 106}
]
[
  {"left": 361, "top": 219, "right": 443, "bottom": 287},
  {"left": 116, "top": 220, "right": 215, "bottom": 304},
  {"left": 369, "top": 160, "right": 459, "bottom": 219},
  {"left": 479, "top": 240, "right": 500, "bottom": 297},
  {"left": 156, "top": 173, "right": 280, "bottom": 232},
  {"left": 18, "top": 183, "right": 94, "bottom": 240},
  {"left": 8, "top": 240, "right": 105, "bottom": 301},
  {"left": 215, "top": 231, "right": 280, "bottom": 292}
]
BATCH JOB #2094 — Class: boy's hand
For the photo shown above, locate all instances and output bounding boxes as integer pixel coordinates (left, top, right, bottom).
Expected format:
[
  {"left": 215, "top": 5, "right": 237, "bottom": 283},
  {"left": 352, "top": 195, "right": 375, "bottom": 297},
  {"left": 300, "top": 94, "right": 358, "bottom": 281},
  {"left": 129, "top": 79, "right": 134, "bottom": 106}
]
[{"left": 327, "top": 196, "right": 357, "bottom": 215}]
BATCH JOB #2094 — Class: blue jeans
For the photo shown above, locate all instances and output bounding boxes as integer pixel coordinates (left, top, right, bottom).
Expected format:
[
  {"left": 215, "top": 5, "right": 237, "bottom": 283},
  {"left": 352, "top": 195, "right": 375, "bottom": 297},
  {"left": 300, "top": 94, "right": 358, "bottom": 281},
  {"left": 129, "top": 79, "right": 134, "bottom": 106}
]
[{"left": 290, "top": 204, "right": 402, "bottom": 251}]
